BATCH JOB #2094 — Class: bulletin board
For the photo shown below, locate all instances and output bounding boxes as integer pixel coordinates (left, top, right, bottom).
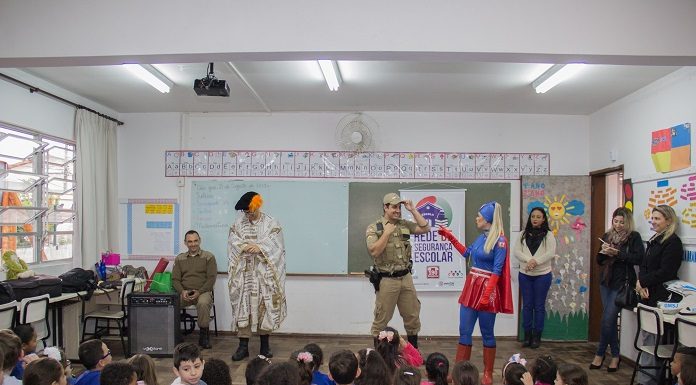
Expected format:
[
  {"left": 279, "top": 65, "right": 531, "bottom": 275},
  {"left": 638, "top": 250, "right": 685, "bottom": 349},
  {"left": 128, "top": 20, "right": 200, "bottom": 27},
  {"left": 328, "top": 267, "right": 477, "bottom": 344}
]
[
  {"left": 633, "top": 168, "right": 696, "bottom": 245},
  {"left": 120, "top": 199, "right": 180, "bottom": 259}
]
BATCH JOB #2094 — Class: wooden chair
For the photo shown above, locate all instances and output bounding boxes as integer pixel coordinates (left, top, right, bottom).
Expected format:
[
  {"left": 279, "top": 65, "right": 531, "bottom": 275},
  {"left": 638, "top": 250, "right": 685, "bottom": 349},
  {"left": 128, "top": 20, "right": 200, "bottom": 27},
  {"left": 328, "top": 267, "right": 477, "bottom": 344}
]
[
  {"left": 81, "top": 279, "right": 135, "bottom": 355},
  {"left": 630, "top": 303, "right": 675, "bottom": 385},
  {"left": 0, "top": 300, "right": 17, "bottom": 330},
  {"left": 181, "top": 292, "right": 218, "bottom": 336},
  {"left": 18, "top": 295, "right": 50, "bottom": 349},
  {"left": 674, "top": 315, "right": 696, "bottom": 348}
]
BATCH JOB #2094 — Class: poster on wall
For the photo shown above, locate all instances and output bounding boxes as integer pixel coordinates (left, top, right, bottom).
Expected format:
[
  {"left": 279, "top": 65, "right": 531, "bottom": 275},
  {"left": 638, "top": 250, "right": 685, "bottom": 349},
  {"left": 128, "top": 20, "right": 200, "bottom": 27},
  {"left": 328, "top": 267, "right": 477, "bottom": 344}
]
[
  {"left": 651, "top": 123, "right": 691, "bottom": 173},
  {"left": 400, "top": 189, "right": 467, "bottom": 292},
  {"left": 521, "top": 176, "right": 591, "bottom": 341},
  {"left": 120, "top": 199, "right": 180, "bottom": 259},
  {"left": 164, "top": 150, "right": 550, "bottom": 180},
  {"left": 633, "top": 172, "right": 696, "bottom": 245}
]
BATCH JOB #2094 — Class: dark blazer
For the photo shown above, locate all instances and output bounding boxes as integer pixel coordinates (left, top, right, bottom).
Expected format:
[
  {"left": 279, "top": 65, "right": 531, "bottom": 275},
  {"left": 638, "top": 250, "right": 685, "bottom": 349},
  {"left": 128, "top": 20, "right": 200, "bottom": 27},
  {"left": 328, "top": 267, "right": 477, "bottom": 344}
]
[
  {"left": 639, "top": 232, "right": 683, "bottom": 306},
  {"left": 596, "top": 231, "right": 644, "bottom": 290}
]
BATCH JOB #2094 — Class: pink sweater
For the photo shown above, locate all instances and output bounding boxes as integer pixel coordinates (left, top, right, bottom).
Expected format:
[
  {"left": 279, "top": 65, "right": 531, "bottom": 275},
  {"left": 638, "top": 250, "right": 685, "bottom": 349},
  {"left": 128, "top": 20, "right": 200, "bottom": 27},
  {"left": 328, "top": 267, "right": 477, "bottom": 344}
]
[{"left": 401, "top": 343, "right": 424, "bottom": 367}]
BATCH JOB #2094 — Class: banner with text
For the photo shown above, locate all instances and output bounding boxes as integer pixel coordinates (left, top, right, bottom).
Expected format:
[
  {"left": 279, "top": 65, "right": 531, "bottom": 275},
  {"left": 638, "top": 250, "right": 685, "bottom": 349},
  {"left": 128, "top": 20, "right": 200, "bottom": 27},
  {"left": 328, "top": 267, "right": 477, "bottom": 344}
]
[{"left": 401, "top": 189, "right": 466, "bottom": 292}]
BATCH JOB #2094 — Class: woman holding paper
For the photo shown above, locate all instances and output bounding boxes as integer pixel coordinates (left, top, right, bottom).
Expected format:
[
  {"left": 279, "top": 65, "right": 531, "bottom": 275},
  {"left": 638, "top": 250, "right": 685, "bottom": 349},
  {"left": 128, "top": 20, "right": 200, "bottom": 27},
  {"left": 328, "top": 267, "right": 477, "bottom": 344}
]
[
  {"left": 590, "top": 207, "right": 644, "bottom": 372},
  {"left": 513, "top": 207, "right": 556, "bottom": 349}
]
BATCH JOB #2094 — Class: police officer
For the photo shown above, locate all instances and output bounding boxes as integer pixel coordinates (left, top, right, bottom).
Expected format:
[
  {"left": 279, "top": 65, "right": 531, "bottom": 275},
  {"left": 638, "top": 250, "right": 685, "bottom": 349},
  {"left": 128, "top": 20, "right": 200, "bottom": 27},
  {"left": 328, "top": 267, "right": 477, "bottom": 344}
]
[{"left": 365, "top": 192, "right": 431, "bottom": 348}]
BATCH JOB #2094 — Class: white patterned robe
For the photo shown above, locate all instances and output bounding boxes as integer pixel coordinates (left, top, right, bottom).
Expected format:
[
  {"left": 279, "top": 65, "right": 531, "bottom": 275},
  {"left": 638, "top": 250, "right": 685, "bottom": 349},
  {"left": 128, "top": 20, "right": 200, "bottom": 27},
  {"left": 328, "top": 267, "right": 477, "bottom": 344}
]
[{"left": 227, "top": 212, "right": 287, "bottom": 332}]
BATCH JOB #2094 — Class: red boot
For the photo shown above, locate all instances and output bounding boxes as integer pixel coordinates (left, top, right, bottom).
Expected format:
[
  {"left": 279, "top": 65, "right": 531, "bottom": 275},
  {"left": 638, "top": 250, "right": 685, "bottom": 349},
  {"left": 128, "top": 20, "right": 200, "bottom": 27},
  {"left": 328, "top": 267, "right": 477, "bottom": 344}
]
[
  {"left": 482, "top": 347, "right": 496, "bottom": 385},
  {"left": 455, "top": 344, "right": 472, "bottom": 362}
]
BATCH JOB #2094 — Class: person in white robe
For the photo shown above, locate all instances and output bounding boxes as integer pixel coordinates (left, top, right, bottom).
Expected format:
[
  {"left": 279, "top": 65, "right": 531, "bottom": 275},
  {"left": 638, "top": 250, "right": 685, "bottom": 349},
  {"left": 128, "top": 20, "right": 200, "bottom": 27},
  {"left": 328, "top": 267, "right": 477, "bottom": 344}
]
[{"left": 228, "top": 191, "right": 287, "bottom": 361}]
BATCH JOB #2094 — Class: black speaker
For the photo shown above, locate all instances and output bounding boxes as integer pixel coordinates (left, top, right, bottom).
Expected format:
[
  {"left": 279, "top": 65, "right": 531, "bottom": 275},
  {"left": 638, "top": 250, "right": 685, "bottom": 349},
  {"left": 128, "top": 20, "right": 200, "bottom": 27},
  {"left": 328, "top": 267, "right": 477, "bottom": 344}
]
[{"left": 128, "top": 292, "right": 181, "bottom": 357}]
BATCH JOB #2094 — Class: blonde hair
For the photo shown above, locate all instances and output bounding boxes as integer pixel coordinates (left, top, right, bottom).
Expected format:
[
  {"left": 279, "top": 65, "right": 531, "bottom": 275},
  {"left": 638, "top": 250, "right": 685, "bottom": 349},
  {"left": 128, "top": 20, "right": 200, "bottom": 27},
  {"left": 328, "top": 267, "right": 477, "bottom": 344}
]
[
  {"left": 484, "top": 203, "right": 505, "bottom": 254},
  {"left": 653, "top": 205, "right": 678, "bottom": 243}
]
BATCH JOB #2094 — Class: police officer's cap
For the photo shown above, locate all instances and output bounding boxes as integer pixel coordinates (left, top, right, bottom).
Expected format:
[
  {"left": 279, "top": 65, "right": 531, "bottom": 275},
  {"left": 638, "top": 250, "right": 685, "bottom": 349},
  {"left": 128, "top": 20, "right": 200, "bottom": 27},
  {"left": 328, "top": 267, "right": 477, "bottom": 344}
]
[{"left": 383, "top": 193, "right": 404, "bottom": 206}]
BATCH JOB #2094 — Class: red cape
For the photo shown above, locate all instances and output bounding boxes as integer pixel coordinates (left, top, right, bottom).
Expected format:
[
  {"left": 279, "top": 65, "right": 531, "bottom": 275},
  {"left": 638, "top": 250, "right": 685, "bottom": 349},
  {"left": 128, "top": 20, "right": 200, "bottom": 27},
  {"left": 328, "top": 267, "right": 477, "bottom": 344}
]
[{"left": 498, "top": 235, "right": 514, "bottom": 314}]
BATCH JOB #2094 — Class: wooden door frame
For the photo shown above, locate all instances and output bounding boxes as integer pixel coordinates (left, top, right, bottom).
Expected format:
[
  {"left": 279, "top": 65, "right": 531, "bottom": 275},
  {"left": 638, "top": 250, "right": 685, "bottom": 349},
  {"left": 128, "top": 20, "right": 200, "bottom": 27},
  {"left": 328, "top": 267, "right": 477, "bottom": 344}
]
[{"left": 588, "top": 165, "right": 624, "bottom": 341}]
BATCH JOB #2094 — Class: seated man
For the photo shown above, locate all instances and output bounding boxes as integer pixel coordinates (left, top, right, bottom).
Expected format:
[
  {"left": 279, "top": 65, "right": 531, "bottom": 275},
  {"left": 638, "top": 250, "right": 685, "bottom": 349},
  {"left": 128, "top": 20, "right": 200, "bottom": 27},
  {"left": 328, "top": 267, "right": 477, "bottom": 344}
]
[{"left": 172, "top": 230, "right": 218, "bottom": 349}]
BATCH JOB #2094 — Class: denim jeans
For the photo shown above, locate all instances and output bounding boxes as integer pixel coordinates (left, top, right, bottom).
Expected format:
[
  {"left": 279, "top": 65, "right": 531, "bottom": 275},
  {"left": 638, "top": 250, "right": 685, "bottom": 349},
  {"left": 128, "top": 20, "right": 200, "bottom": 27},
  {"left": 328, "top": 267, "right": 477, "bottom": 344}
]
[
  {"left": 518, "top": 272, "right": 552, "bottom": 333},
  {"left": 596, "top": 284, "right": 620, "bottom": 357}
]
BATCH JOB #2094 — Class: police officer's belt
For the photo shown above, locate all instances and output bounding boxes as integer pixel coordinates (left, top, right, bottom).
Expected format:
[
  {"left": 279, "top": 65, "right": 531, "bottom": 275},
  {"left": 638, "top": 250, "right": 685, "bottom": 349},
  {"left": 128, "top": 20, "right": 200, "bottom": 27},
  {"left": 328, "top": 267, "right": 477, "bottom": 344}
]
[{"left": 378, "top": 269, "right": 410, "bottom": 278}]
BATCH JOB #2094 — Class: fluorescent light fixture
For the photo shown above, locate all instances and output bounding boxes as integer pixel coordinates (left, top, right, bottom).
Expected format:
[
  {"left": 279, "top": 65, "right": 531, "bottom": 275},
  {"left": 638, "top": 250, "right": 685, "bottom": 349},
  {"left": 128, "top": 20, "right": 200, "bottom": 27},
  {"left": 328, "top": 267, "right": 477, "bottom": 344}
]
[
  {"left": 317, "top": 60, "right": 342, "bottom": 91},
  {"left": 123, "top": 64, "right": 173, "bottom": 93},
  {"left": 532, "top": 63, "right": 586, "bottom": 94}
]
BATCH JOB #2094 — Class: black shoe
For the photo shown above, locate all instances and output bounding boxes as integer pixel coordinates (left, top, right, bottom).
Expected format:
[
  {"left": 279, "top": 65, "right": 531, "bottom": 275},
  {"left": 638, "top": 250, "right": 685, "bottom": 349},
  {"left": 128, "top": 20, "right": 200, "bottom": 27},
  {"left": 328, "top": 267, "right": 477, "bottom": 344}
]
[
  {"left": 232, "top": 338, "right": 249, "bottom": 361},
  {"left": 530, "top": 330, "right": 541, "bottom": 349},
  {"left": 260, "top": 335, "right": 273, "bottom": 358},
  {"left": 589, "top": 355, "right": 605, "bottom": 370},
  {"left": 198, "top": 327, "right": 211, "bottom": 349},
  {"left": 406, "top": 335, "right": 418, "bottom": 349},
  {"left": 522, "top": 330, "right": 532, "bottom": 348},
  {"left": 607, "top": 357, "right": 620, "bottom": 372}
]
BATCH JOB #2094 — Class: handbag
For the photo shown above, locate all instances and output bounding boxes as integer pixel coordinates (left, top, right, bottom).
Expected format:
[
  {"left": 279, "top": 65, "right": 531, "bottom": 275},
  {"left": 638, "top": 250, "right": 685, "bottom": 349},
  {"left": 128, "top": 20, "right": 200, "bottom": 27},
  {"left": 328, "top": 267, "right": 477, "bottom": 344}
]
[{"left": 615, "top": 263, "right": 638, "bottom": 309}]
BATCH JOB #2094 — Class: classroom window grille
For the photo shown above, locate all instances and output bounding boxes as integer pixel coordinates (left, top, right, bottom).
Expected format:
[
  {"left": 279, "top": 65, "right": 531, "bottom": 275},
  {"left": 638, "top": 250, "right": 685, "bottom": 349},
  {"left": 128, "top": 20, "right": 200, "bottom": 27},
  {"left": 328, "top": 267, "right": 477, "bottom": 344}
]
[{"left": 0, "top": 123, "right": 75, "bottom": 264}]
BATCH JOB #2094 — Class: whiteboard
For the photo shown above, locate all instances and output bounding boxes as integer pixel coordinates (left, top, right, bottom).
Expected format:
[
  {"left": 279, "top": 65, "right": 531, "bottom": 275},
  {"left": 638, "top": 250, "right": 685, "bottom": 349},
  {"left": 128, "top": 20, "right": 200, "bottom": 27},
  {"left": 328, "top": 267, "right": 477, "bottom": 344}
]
[
  {"left": 190, "top": 180, "right": 349, "bottom": 274},
  {"left": 633, "top": 173, "right": 696, "bottom": 245}
]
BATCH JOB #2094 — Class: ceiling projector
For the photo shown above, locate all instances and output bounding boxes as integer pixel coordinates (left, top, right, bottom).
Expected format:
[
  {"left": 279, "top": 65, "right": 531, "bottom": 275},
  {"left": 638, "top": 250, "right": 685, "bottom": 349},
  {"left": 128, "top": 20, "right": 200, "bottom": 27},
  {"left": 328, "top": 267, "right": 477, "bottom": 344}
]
[{"left": 193, "top": 62, "right": 230, "bottom": 97}]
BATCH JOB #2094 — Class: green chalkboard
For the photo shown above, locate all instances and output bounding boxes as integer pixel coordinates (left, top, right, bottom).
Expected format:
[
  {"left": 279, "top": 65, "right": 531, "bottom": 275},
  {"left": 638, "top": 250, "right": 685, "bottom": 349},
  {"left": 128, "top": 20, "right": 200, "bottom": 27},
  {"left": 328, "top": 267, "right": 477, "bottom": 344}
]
[
  {"left": 348, "top": 182, "right": 511, "bottom": 273},
  {"left": 191, "top": 180, "right": 349, "bottom": 274}
]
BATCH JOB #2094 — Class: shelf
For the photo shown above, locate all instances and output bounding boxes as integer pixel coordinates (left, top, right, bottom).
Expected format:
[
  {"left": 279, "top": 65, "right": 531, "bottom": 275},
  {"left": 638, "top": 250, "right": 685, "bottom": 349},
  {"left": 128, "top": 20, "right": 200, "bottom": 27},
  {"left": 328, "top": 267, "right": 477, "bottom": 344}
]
[
  {"left": 0, "top": 170, "right": 47, "bottom": 192},
  {"left": 0, "top": 206, "right": 47, "bottom": 225}
]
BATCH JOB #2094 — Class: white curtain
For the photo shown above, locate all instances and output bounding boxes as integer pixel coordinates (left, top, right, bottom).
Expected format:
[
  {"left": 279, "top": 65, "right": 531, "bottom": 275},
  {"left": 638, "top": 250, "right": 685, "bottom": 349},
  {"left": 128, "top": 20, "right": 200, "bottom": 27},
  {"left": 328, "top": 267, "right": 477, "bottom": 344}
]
[{"left": 75, "top": 109, "right": 118, "bottom": 268}]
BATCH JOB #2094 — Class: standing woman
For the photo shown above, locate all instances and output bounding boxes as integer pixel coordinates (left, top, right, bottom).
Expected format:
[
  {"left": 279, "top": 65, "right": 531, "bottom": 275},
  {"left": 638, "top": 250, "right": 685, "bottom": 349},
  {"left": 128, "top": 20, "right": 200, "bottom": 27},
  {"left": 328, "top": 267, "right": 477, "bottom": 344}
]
[
  {"left": 439, "top": 201, "right": 513, "bottom": 385},
  {"left": 590, "top": 208, "right": 644, "bottom": 372},
  {"left": 513, "top": 207, "right": 556, "bottom": 349},
  {"left": 637, "top": 204, "right": 683, "bottom": 385}
]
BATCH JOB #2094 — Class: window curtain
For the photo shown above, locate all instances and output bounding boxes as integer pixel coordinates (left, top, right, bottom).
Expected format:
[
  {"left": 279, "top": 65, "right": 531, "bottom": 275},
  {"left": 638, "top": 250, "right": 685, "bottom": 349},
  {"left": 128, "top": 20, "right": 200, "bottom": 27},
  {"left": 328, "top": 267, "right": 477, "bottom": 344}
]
[{"left": 75, "top": 109, "right": 118, "bottom": 268}]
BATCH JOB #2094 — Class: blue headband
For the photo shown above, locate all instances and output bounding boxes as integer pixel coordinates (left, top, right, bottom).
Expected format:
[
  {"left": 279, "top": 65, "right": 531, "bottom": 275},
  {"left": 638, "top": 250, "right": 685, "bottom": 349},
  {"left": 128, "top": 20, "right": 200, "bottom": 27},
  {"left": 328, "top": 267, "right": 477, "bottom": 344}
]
[{"left": 479, "top": 201, "right": 497, "bottom": 223}]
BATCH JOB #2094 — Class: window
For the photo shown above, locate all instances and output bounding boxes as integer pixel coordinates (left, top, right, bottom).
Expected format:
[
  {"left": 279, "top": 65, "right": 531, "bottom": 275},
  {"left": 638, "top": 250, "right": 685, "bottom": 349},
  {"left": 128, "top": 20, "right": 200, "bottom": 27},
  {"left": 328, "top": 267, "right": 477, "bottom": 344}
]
[{"left": 0, "top": 124, "right": 75, "bottom": 264}]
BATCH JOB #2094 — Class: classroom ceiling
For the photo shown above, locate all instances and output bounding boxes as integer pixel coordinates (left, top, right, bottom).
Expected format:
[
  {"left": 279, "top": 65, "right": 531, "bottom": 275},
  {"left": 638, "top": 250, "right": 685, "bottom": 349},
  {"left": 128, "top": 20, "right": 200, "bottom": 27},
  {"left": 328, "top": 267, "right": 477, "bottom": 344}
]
[{"left": 20, "top": 61, "right": 680, "bottom": 115}]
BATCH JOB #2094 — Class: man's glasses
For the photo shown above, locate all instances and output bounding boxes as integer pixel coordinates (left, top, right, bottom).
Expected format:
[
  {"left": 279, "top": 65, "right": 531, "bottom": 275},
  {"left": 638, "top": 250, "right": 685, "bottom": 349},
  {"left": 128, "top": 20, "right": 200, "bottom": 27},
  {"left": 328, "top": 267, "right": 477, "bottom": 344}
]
[{"left": 101, "top": 350, "right": 111, "bottom": 360}]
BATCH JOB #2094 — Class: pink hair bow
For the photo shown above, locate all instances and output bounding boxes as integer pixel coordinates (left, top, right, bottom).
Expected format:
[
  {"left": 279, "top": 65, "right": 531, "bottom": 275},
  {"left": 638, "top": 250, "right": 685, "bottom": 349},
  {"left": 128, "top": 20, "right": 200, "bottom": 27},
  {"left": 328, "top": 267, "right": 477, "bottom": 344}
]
[
  {"left": 297, "top": 352, "right": 314, "bottom": 363},
  {"left": 378, "top": 330, "right": 395, "bottom": 342}
]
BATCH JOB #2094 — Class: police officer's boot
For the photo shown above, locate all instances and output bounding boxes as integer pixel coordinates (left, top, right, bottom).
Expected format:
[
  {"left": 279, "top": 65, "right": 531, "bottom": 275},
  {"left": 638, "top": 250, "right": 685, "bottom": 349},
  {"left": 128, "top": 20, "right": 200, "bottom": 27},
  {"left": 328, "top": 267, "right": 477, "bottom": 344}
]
[
  {"left": 198, "top": 327, "right": 211, "bottom": 349},
  {"left": 260, "top": 334, "right": 273, "bottom": 358},
  {"left": 231, "top": 338, "right": 249, "bottom": 361},
  {"left": 455, "top": 344, "right": 471, "bottom": 362},
  {"left": 482, "top": 346, "right": 496, "bottom": 385},
  {"left": 407, "top": 335, "right": 419, "bottom": 349}
]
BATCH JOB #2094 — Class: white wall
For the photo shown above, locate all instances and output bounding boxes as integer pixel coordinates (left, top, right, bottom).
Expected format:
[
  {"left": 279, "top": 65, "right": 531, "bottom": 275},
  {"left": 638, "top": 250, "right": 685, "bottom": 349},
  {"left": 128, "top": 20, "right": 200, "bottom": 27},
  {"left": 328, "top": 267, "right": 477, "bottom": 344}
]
[
  {"left": 589, "top": 67, "right": 696, "bottom": 359},
  {"left": 118, "top": 111, "right": 589, "bottom": 336}
]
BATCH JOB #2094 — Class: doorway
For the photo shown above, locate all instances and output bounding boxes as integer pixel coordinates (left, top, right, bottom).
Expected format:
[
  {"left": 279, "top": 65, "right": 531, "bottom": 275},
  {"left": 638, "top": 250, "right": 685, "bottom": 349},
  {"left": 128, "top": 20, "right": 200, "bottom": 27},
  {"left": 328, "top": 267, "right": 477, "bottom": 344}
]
[{"left": 588, "top": 167, "right": 624, "bottom": 341}]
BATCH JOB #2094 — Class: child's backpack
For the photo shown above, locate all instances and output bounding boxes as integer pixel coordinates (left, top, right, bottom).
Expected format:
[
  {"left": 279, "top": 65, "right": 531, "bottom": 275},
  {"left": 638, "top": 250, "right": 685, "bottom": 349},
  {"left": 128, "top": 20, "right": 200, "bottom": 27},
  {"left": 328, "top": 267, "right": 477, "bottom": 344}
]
[{"left": 59, "top": 268, "right": 98, "bottom": 300}]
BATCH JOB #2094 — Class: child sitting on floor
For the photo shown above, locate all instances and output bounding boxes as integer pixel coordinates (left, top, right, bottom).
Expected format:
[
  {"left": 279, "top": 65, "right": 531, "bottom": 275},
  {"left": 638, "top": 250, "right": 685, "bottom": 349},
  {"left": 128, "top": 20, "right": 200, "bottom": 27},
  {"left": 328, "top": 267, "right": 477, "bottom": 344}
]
[{"left": 375, "top": 326, "right": 423, "bottom": 375}]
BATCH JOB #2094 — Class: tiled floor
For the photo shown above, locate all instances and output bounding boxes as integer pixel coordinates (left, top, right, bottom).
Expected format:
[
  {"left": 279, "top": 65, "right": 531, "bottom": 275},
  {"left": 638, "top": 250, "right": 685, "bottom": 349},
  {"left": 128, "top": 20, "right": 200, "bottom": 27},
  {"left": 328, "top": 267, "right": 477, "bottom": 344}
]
[{"left": 84, "top": 333, "right": 635, "bottom": 385}]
